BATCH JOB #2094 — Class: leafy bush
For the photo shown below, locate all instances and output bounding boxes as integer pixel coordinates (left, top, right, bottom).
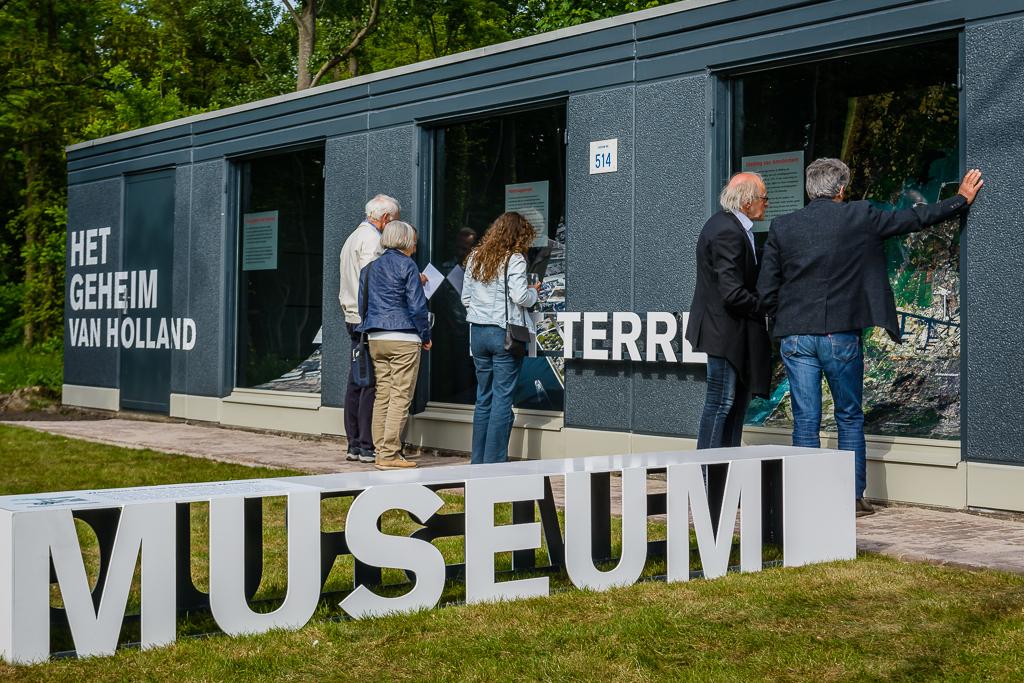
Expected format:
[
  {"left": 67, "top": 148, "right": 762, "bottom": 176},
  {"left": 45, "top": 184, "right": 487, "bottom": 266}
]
[{"left": 0, "top": 345, "right": 63, "bottom": 395}]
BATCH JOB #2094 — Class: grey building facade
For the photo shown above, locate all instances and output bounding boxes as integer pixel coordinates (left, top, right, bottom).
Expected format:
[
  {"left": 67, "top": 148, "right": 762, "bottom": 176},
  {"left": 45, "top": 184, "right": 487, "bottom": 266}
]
[{"left": 64, "top": 0, "right": 1024, "bottom": 512}]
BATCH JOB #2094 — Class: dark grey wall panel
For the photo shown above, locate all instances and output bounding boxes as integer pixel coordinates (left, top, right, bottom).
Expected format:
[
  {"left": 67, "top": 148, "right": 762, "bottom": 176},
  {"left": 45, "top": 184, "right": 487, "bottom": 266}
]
[
  {"left": 64, "top": 178, "right": 122, "bottom": 388},
  {"left": 68, "top": 127, "right": 190, "bottom": 162},
  {"left": 636, "top": 1, "right": 966, "bottom": 82},
  {"left": 631, "top": 75, "right": 708, "bottom": 436},
  {"left": 170, "top": 165, "right": 192, "bottom": 395},
  {"left": 370, "top": 25, "right": 635, "bottom": 97},
  {"left": 368, "top": 44, "right": 635, "bottom": 112},
  {"left": 964, "top": 17, "right": 1024, "bottom": 464},
  {"left": 192, "top": 98, "right": 368, "bottom": 148},
  {"left": 67, "top": 136, "right": 192, "bottom": 172},
  {"left": 68, "top": 151, "right": 191, "bottom": 185},
  {"left": 563, "top": 86, "right": 635, "bottom": 431},
  {"left": 191, "top": 86, "right": 369, "bottom": 136},
  {"left": 192, "top": 115, "right": 364, "bottom": 162},
  {"left": 321, "top": 134, "right": 369, "bottom": 408},
  {"left": 366, "top": 126, "right": 417, "bottom": 225},
  {"left": 370, "top": 64, "right": 634, "bottom": 129},
  {"left": 184, "top": 161, "right": 230, "bottom": 396}
]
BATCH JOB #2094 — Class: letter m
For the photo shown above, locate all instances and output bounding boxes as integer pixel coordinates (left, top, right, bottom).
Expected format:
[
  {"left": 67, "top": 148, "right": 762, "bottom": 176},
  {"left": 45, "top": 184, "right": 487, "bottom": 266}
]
[
  {"left": 666, "top": 460, "right": 762, "bottom": 581},
  {"left": 0, "top": 503, "right": 175, "bottom": 664}
]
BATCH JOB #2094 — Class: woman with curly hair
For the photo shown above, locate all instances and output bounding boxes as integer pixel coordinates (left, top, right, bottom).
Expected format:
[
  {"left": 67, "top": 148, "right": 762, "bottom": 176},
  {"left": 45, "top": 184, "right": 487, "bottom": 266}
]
[{"left": 460, "top": 211, "right": 541, "bottom": 463}]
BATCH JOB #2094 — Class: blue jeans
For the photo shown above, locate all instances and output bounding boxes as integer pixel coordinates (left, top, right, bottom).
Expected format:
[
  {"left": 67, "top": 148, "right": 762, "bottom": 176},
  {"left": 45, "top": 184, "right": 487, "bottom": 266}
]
[
  {"left": 696, "top": 356, "right": 751, "bottom": 449},
  {"left": 470, "top": 324, "right": 523, "bottom": 464},
  {"left": 781, "top": 332, "right": 867, "bottom": 499}
]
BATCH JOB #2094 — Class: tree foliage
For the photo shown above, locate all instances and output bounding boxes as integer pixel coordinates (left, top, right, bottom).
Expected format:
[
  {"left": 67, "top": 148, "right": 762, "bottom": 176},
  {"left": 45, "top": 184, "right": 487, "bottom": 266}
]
[{"left": 0, "top": 0, "right": 676, "bottom": 347}]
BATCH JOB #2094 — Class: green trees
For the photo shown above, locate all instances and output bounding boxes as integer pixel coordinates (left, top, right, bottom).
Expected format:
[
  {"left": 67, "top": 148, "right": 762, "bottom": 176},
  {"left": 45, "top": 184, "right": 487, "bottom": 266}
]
[{"left": 0, "top": 0, "right": 675, "bottom": 348}]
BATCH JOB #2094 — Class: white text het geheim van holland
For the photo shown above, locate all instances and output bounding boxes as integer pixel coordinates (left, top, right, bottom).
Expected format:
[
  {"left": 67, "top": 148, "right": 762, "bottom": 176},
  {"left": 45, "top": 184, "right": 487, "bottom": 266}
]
[{"left": 65, "top": 227, "right": 196, "bottom": 350}]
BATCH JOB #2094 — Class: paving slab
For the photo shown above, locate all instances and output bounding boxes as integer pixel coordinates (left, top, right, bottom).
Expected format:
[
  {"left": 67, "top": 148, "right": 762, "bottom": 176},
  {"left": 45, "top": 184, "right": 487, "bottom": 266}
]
[
  {"left": 856, "top": 504, "right": 1024, "bottom": 574},
  {"left": 5, "top": 418, "right": 1024, "bottom": 574}
]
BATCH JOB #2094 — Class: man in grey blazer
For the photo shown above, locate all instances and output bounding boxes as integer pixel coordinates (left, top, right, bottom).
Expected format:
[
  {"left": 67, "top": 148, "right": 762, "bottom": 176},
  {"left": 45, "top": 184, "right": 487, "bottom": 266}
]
[{"left": 758, "top": 159, "right": 983, "bottom": 516}]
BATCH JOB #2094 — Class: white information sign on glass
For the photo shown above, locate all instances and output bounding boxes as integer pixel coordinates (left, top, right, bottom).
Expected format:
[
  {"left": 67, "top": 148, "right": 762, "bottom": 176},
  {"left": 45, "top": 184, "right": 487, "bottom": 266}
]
[
  {"left": 589, "top": 138, "right": 618, "bottom": 175},
  {"left": 242, "top": 211, "right": 279, "bottom": 270},
  {"left": 740, "top": 151, "right": 804, "bottom": 232},
  {"left": 504, "top": 181, "right": 549, "bottom": 247}
]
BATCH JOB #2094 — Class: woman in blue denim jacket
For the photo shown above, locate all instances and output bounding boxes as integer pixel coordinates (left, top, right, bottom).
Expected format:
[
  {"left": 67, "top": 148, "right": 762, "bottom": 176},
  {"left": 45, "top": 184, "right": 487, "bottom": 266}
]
[
  {"left": 460, "top": 212, "right": 541, "bottom": 463},
  {"left": 357, "top": 221, "right": 431, "bottom": 470}
]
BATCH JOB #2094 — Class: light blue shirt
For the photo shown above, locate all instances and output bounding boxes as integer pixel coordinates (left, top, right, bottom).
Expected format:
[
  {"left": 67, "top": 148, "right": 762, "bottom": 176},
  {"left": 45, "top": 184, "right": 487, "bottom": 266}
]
[
  {"left": 731, "top": 209, "right": 757, "bottom": 264},
  {"left": 461, "top": 252, "right": 538, "bottom": 331}
]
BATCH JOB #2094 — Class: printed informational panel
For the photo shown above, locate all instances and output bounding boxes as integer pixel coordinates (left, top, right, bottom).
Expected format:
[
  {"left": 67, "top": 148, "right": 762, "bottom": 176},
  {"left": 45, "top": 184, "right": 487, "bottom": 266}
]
[
  {"left": 740, "top": 151, "right": 804, "bottom": 232},
  {"left": 505, "top": 182, "right": 550, "bottom": 247},
  {"left": 242, "top": 211, "right": 279, "bottom": 271}
]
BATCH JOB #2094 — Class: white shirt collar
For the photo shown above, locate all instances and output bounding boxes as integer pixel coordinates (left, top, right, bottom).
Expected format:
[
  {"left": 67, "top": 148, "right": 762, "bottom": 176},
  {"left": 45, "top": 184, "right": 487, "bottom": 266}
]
[{"left": 730, "top": 209, "right": 754, "bottom": 233}]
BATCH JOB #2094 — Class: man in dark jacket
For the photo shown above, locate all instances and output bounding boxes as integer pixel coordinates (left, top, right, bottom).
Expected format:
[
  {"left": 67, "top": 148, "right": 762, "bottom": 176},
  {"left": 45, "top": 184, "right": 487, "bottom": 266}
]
[
  {"left": 757, "top": 159, "right": 983, "bottom": 515},
  {"left": 685, "top": 173, "right": 772, "bottom": 450}
]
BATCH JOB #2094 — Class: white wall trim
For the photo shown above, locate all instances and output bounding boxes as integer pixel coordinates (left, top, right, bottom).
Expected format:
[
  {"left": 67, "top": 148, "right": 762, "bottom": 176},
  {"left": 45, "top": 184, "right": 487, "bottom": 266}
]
[{"left": 61, "top": 384, "right": 119, "bottom": 412}]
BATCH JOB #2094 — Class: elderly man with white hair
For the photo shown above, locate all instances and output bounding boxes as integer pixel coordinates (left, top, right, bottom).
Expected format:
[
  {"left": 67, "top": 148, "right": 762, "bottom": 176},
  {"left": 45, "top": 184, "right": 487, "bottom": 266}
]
[
  {"left": 685, "top": 173, "right": 772, "bottom": 454},
  {"left": 339, "top": 194, "right": 401, "bottom": 464}
]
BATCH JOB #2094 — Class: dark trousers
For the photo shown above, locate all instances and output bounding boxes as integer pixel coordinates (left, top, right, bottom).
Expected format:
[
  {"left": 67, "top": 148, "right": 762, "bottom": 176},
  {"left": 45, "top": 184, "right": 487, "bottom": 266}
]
[
  {"left": 345, "top": 324, "right": 376, "bottom": 451},
  {"left": 696, "top": 355, "right": 752, "bottom": 449}
]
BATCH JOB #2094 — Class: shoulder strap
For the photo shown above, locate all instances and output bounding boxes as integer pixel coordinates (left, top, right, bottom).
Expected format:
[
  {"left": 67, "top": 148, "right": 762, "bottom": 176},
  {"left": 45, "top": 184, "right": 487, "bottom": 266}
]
[{"left": 503, "top": 255, "right": 512, "bottom": 326}]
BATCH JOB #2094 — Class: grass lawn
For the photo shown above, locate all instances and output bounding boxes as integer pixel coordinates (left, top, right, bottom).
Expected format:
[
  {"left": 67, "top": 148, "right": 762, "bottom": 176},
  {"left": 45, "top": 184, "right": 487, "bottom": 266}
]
[{"left": 1, "top": 424, "right": 1023, "bottom": 681}]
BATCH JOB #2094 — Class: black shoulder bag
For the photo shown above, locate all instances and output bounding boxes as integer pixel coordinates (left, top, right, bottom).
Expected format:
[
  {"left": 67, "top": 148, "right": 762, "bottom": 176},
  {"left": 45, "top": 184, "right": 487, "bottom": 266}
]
[
  {"left": 351, "top": 261, "right": 376, "bottom": 387},
  {"left": 503, "top": 255, "right": 532, "bottom": 359}
]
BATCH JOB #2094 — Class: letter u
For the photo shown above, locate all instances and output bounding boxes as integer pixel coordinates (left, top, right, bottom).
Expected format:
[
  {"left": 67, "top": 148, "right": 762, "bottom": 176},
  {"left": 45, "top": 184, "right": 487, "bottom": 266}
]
[{"left": 209, "top": 490, "right": 320, "bottom": 636}]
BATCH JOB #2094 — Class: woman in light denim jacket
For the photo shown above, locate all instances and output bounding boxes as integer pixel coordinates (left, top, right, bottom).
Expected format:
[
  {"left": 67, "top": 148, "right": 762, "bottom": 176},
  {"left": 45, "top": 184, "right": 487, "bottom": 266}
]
[{"left": 461, "top": 212, "right": 541, "bottom": 463}]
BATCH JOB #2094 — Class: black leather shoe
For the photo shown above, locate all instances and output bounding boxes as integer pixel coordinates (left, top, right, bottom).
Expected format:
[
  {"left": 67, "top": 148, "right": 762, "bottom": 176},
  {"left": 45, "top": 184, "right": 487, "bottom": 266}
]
[{"left": 855, "top": 498, "right": 876, "bottom": 517}]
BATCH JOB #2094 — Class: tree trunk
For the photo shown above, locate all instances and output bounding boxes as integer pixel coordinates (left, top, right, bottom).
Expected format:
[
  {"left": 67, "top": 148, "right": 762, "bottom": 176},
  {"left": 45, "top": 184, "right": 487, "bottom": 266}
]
[
  {"left": 22, "top": 141, "right": 38, "bottom": 347},
  {"left": 295, "top": 2, "right": 316, "bottom": 91}
]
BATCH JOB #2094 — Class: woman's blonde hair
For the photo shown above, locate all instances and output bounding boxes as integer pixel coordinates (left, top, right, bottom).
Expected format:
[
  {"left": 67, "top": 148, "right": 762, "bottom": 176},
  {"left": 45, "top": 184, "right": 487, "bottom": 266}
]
[
  {"left": 467, "top": 212, "right": 536, "bottom": 283},
  {"left": 381, "top": 220, "right": 417, "bottom": 252}
]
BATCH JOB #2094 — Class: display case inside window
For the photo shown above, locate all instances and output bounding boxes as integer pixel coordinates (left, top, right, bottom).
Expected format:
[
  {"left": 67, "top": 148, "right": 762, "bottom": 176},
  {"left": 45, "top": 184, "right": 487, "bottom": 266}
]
[
  {"left": 430, "top": 105, "right": 567, "bottom": 410},
  {"left": 732, "top": 38, "right": 961, "bottom": 439},
  {"left": 235, "top": 146, "right": 325, "bottom": 393}
]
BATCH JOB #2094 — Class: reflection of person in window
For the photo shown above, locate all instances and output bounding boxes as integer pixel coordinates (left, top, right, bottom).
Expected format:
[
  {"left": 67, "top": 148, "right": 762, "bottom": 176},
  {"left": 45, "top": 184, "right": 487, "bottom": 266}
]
[
  {"left": 461, "top": 212, "right": 541, "bottom": 463},
  {"left": 435, "top": 227, "right": 478, "bottom": 403},
  {"left": 757, "top": 160, "right": 983, "bottom": 517},
  {"left": 338, "top": 194, "right": 400, "bottom": 464}
]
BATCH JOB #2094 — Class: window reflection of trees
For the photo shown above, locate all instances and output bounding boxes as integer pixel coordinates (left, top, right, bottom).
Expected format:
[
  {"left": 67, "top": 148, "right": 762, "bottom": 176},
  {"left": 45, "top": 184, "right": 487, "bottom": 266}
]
[{"left": 737, "top": 39, "right": 962, "bottom": 439}]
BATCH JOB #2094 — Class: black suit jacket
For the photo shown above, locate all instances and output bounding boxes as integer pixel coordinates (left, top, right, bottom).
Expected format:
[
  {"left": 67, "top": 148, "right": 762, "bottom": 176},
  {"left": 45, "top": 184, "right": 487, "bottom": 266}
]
[
  {"left": 756, "top": 194, "right": 969, "bottom": 342},
  {"left": 685, "top": 211, "right": 772, "bottom": 397}
]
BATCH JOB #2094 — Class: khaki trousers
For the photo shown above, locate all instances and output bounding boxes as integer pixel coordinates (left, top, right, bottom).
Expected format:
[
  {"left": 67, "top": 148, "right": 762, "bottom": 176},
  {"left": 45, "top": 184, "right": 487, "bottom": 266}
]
[{"left": 369, "top": 340, "right": 422, "bottom": 460}]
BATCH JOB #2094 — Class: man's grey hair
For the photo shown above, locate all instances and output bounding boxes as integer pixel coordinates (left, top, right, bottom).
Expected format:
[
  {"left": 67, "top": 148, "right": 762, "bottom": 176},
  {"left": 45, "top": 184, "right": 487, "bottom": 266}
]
[
  {"left": 381, "top": 220, "right": 417, "bottom": 252},
  {"left": 805, "top": 158, "right": 850, "bottom": 199},
  {"left": 719, "top": 172, "right": 764, "bottom": 212},
  {"left": 365, "top": 194, "right": 401, "bottom": 221}
]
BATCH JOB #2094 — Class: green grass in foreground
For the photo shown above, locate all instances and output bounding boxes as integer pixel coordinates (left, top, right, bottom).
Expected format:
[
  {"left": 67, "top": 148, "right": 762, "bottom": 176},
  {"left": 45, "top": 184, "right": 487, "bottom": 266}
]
[
  {"left": 1, "top": 424, "right": 1023, "bottom": 681},
  {"left": 0, "top": 346, "right": 62, "bottom": 396}
]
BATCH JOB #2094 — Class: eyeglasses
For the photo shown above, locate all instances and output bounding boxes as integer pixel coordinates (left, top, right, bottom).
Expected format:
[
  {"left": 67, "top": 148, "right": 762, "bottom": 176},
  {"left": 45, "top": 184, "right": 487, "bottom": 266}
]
[{"left": 758, "top": 195, "right": 769, "bottom": 202}]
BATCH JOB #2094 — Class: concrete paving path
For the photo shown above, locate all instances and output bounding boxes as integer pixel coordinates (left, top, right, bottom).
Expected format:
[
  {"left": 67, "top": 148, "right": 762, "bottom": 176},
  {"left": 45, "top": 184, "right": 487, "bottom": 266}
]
[{"left": 6, "top": 417, "right": 1024, "bottom": 574}]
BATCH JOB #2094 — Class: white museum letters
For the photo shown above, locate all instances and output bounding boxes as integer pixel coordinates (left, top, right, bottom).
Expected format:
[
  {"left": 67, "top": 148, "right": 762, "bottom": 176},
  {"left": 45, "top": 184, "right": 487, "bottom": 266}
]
[{"left": 0, "top": 447, "right": 855, "bottom": 664}]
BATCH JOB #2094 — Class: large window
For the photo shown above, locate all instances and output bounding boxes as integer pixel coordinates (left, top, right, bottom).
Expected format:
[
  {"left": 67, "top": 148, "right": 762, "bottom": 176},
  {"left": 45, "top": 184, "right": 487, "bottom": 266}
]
[
  {"left": 732, "top": 38, "right": 961, "bottom": 439},
  {"left": 429, "top": 105, "right": 567, "bottom": 410},
  {"left": 235, "top": 146, "right": 325, "bottom": 393}
]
